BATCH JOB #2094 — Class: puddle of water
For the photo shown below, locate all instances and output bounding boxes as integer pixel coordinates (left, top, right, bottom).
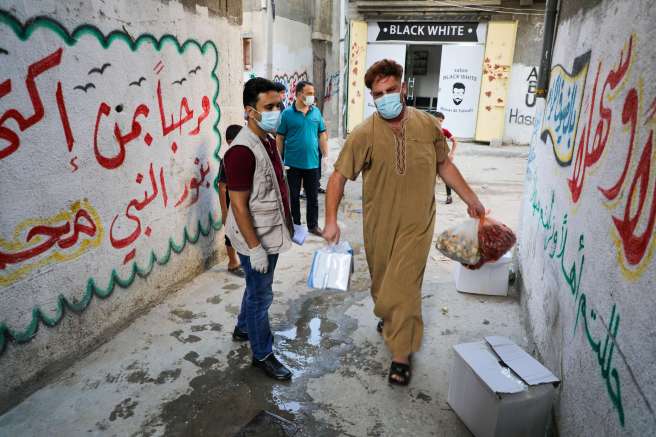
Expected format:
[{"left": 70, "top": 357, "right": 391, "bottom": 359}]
[
  {"left": 276, "top": 326, "right": 298, "bottom": 340},
  {"left": 308, "top": 318, "right": 322, "bottom": 346}
]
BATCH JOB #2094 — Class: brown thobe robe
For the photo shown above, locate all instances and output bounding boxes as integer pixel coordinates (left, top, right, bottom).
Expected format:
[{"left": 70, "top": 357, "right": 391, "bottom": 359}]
[{"left": 335, "top": 107, "right": 448, "bottom": 357}]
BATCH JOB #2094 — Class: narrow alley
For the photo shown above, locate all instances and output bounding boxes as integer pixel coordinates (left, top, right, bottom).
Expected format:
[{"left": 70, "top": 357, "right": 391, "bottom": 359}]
[
  {"left": 0, "top": 142, "right": 529, "bottom": 436},
  {"left": 2, "top": 0, "right": 655, "bottom": 436}
]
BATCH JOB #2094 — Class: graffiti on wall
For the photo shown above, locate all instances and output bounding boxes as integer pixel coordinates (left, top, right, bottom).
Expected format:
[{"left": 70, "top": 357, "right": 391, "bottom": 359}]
[
  {"left": 0, "top": 13, "right": 221, "bottom": 353},
  {"left": 530, "top": 33, "right": 656, "bottom": 427},
  {"left": 529, "top": 184, "right": 625, "bottom": 425},
  {"left": 541, "top": 52, "right": 591, "bottom": 166},
  {"left": 272, "top": 71, "right": 308, "bottom": 107},
  {"left": 543, "top": 35, "right": 655, "bottom": 279},
  {"left": 508, "top": 66, "right": 538, "bottom": 126}
]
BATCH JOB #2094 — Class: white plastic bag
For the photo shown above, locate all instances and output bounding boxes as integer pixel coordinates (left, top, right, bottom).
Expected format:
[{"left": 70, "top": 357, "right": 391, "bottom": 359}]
[
  {"left": 435, "top": 218, "right": 481, "bottom": 265},
  {"left": 307, "top": 242, "right": 354, "bottom": 291}
]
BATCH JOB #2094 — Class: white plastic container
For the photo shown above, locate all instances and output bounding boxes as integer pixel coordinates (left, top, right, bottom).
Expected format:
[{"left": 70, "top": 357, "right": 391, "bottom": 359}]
[{"left": 453, "top": 251, "right": 512, "bottom": 296}]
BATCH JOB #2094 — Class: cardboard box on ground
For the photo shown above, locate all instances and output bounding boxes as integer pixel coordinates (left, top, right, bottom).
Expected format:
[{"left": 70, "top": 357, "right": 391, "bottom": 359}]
[{"left": 448, "top": 336, "right": 560, "bottom": 437}]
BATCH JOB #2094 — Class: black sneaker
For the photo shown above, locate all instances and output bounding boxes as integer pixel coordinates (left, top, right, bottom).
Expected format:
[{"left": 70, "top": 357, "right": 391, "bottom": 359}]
[
  {"left": 252, "top": 353, "right": 292, "bottom": 381},
  {"left": 232, "top": 326, "right": 249, "bottom": 342}
]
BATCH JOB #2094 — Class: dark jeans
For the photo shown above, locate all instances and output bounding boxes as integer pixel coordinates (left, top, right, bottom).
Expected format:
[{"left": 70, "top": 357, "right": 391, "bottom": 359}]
[
  {"left": 287, "top": 166, "right": 319, "bottom": 229},
  {"left": 236, "top": 253, "right": 279, "bottom": 360}
]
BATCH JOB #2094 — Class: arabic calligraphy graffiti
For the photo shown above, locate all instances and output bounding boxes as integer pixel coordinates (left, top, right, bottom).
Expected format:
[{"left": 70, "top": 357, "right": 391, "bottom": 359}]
[
  {"left": 0, "top": 12, "right": 222, "bottom": 354},
  {"left": 544, "top": 35, "right": 656, "bottom": 279},
  {"left": 272, "top": 71, "right": 309, "bottom": 107},
  {"left": 530, "top": 184, "right": 625, "bottom": 426},
  {"left": 541, "top": 52, "right": 591, "bottom": 166},
  {"left": 0, "top": 200, "right": 103, "bottom": 286}
]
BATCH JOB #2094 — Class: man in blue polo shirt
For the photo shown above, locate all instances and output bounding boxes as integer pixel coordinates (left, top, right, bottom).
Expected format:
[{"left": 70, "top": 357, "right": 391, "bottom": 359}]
[{"left": 276, "top": 81, "right": 328, "bottom": 236}]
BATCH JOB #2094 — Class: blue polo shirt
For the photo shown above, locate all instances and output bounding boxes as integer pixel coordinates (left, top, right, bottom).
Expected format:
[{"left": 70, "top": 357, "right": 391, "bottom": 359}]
[{"left": 277, "top": 104, "right": 326, "bottom": 170}]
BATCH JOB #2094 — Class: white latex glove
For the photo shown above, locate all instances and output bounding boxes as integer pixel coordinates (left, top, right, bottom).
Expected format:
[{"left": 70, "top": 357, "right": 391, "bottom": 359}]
[{"left": 249, "top": 244, "right": 269, "bottom": 274}]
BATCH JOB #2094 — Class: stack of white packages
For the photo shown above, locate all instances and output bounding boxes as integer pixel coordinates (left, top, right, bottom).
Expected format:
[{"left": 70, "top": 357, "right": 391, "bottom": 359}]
[{"left": 307, "top": 242, "right": 354, "bottom": 291}]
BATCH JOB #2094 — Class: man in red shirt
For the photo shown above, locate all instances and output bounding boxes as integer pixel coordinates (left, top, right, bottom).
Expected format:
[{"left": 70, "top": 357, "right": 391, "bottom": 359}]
[
  {"left": 223, "top": 78, "right": 294, "bottom": 381},
  {"left": 435, "top": 112, "right": 458, "bottom": 204}
]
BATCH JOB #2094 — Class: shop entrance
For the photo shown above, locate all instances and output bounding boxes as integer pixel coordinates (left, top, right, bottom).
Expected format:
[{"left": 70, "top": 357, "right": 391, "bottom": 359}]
[{"left": 405, "top": 44, "right": 442, "bottom": 114}]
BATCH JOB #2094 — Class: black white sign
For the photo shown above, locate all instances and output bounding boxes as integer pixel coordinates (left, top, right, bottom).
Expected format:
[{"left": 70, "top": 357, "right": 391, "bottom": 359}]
[{"left": 374, "top": 22, "right": 481, "bottom": 43}]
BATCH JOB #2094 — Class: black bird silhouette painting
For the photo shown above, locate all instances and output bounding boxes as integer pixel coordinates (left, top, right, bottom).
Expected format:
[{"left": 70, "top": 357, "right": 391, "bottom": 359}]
[
  {"left": 188, "top": 66, "right": 201, "bottom": 75},
  {"left": 74, "top": 83, "right": 96, "bottom": 93},
  {"left": 88, "top": 63, "right": 111, "bottom": 75},
  {"left": 172, "top": 77, "right": 187, "bottom": 86},
  {"left": 129, "top": 77, "right": 147, "bottom": 87}
]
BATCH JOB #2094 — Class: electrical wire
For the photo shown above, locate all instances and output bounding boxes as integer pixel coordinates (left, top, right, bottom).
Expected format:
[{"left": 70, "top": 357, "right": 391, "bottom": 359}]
[
  {"left": 432, "top": 0, "right": 546, "bottom": 12},
  {"left": 429, "top": 1, "right": 546, "bottom": 15}
]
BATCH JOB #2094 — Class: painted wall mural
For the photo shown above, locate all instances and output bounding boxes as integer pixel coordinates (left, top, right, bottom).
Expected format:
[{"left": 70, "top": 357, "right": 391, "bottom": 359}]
[
  {"left": 0, "top": 12, "right": 221, "bottom": 354},
  {"left": 521, "top": 26, "right": 656, "bottom": 434},
  {"left": 272, "top": 71, "right": 308, "bottom": 107}
]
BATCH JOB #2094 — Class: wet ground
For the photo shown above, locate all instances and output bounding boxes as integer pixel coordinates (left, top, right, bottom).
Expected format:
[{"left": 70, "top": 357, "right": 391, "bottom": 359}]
[{"left": 0, "top": 142, "right": 530, "bottom": 436}]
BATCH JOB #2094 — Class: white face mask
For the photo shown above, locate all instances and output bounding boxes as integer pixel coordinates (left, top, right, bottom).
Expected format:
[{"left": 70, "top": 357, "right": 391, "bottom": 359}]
[{"left": 303, "top": 95, "right": 315, "bottom": 106}]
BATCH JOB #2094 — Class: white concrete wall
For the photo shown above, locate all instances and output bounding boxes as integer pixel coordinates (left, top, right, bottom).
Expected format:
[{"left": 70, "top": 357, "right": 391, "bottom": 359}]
[
  {"left": 518, "top": 0, "right": 656, "bottom": 434},
  {"left": 0, "top": 0, "right": 242, "bottom": 407},
  {"left": 272, "top": 16, "right": 313, "bottom": 106},
  {"left": 503, "top": 63, "right": 538, "bottom": 145}
]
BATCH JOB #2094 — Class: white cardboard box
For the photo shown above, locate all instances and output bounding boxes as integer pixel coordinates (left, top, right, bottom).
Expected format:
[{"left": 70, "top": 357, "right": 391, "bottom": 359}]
[
  {"left": 448, "top": 336, "right": 560, "bottom": 437},
  {"left": 453, "top": 251, "right": 513, "bottom": 296}
]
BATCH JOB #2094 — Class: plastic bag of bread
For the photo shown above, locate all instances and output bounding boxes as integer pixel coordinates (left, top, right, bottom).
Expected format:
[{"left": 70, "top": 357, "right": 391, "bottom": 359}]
[{"left": 435, "top": 218, "right": 481, "bottom": 265}]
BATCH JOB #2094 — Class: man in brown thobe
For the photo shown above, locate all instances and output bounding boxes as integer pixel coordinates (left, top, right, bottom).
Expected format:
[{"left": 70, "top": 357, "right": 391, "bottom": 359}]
[{"left": 323, "top": 59, "right": 485, "bottom": 385}]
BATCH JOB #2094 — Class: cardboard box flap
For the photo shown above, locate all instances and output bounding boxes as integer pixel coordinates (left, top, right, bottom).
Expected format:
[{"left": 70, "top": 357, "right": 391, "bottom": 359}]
[
  {"left": 453, "top": 342, "right": 527, "bottom": 395},
  {"left": 485, "top": 336, "right": 560, "bottom": 386}
]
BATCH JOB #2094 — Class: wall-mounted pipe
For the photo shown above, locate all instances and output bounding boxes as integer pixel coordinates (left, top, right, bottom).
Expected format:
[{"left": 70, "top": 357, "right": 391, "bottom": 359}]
[{"left": 536, "top": 0, "right": 559, "bottom": 98}]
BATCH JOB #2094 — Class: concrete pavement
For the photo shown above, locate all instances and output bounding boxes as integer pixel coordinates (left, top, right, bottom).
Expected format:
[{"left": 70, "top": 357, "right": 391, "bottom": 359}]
[{"left": 0, "top": 141, "right": 530, "bottom": 436}]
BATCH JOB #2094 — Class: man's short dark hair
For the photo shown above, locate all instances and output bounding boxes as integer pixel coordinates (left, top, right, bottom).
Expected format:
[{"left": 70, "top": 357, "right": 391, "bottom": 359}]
[
  {"left": 273, "top": 82, "right": 287, "bottom": 93},
  {"left": 225, "top": 124, "right": 242, "bottom": 142},
  {"left": 364, "top": 59, "right": 404, "bottom": 90},
  {"left": 453, "top": 82, "right": 466, "bottom": 91},
  {"left": 435, "top": 112, "right": 445, "bottom": 120},
  {"left": 243, "top": 77, "right": 278, "bottom": 108},
  {"left": 295, "top": 81, "right": 313, "bottom": 95}
]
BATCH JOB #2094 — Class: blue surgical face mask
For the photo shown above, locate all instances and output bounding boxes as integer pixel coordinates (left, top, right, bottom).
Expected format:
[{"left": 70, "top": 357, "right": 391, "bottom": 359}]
[
  {"left": 374, "top": 92, "right": 403, "bottom": 119},
  {"left": 254, "top": 109, "right": 281, "bottom": 133}
]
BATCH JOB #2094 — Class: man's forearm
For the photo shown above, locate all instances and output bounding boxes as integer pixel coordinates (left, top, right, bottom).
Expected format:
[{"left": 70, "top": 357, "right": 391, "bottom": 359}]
[
  {"left": 319, "top": 132, "right": 329, "bottom": 157},
  {"left": 438, "top": 159, "right": 477, "bottom": 204},
  {"left": 219, "top": 184, "right": 228, "bottom": 220},
  {"left": 325, "top": 172, "right": 346, "bottom": 224}
]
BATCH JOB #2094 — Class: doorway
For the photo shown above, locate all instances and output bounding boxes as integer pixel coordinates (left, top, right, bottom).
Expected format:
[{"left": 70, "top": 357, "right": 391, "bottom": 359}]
[{"left": 405, "top": 45, "right": 442, "bottom": 114}]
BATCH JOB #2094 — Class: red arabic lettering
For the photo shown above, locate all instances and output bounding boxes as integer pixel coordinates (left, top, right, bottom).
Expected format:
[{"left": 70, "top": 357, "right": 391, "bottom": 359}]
[
  {"left": 159, "top": 166, "right": 169, "bottom": 208},
  {"left": 611, "top": 131, "right": 656, "bottom": 265},
  {"left": 55, "top": 82, "right": 74, "bottom": 152},
  {"left": 109, "top": 163, "right": 163, "bottom": 250},
  {"left": 0, "top": 208, "right": 97, "bottom": 268},
  {"left": 109, "top": 208, "right": 141, "bottom": 249},
  {"left": 94, "top": 102, "right": 150, "bottom": 169},
  {"left": 599, "top": 88, "right": 638, "bottom": 201},
  {"left": 189, "top": 96, "right": 210, "bottom": 136},
  {"left": 157, "top": 80, "right": 194, "bottom": 137},
  {"left": 0, "top": 48, "right": 64, "bottom": 160},
  {"left": 174, "top": 184, "right": 189, "bottom": 208},
  {"left": 567, "top": 36, "right": 633, "bottom": 203}
]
